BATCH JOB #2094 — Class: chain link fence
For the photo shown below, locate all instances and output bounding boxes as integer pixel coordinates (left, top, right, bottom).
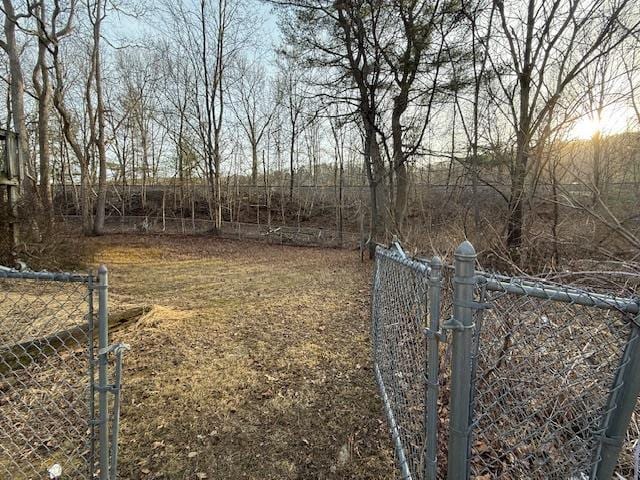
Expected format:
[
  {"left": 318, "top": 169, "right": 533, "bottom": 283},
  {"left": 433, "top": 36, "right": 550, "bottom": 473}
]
[
  {"left": 372, "top": 241, "right": 640, "bottom": 480},
  {"left": 470, "top": 274, "right": 638, "bottom": 479},
  {"left": 0, "top": 267, "right": 126, "bottom": 479},
  {"left": 61, "top": 214, "right": 362, "bottom": 249},
  {"left": 372, "top": 245, "right": 431, "bottom": 479}
]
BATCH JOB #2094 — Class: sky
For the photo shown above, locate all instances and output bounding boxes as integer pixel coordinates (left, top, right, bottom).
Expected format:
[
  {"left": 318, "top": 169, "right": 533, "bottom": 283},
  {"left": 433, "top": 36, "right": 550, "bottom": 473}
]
[{"left": 103, "top": 0, "right": 281, "bottom": 57}]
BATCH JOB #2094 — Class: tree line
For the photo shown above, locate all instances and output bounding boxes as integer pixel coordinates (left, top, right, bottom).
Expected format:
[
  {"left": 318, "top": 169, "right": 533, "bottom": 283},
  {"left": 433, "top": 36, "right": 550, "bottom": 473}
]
[{"left": 2, "top": 0, "right": 640, "bottom": 262}]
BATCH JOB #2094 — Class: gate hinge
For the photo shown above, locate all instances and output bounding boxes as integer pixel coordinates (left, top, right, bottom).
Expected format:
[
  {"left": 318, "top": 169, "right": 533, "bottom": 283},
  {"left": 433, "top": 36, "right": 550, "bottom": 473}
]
[
  {"left": 453, "top": 299, "right": 492, "bottom": 310},
  {"left": 98, "top": 342, "right": 131, "bottom": 357},
  {"left": 442, "top": 316, "right": 476, "bottom": 331},
  {"left": 94, "top": 383, "right": 119, "bottom": 393}
]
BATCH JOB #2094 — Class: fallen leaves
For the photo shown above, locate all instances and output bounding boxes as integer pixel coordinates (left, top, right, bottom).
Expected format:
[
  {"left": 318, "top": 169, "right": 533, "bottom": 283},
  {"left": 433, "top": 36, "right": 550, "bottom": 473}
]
[{"left": 95, "top": 235, "right": 395, "bottom": 479}]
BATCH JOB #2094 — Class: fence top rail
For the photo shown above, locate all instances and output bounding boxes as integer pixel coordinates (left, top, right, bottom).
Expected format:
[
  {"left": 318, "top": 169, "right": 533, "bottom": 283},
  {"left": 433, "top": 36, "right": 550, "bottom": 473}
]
[
  {"left": 375, "top": 245, "right": 429, "bottom": 274},
  {"left": 408, "top": 251, "right": 637, "bottom": 314},
  {"left": 0, "top": 268, "right": 92, "bottom": 283},
  {"left": 480, "top": 272, "right": 639, "bottom": 314}
]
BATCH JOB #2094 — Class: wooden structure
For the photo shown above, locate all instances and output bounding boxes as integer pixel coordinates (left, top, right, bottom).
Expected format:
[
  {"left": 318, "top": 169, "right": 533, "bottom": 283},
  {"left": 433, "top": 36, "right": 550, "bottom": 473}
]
[{"left": 0, "top": 129, "right": 21, "bottom": 253}]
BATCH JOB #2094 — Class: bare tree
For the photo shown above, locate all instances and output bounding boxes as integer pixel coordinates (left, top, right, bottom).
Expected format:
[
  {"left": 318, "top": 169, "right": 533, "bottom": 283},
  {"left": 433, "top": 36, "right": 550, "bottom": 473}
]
[
  {"left": 276, "top": 0, "right": 389, "bottom": 255},
  {"left": 49, "top": 0, "right": 96, "bottom": 233},
  {"left": 277, "top": 58, "right": 311, "bottom": 201},
  {"left": 230, "top": 58, "right": 278, "bottom": 187},
  {"left": 89, "top": 0, "right": 107, "bottom": 234},
  {"left": 274, "top": 0, "right": 461, "bottom": 252},
  {"left": 450, "top": 0, "right": 495, "bottom": 232},
  {"left": 1, "top": 0, "right": 31, "bottom": 191},
  {"left": 491, "top": 0, "right": 640, "bottom": 250},
  {"left": 30, "top": 0, "right": 74, "bottom": 226}
]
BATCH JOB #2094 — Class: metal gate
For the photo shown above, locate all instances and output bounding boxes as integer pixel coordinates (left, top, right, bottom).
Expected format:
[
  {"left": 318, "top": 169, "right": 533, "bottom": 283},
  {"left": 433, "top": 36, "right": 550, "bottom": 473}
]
[
  {"left": 0, "top": 265, "right": 127, "bottom": 479},
  {"left": 372, "top": 241, "right": 640, "bottom": 479}
]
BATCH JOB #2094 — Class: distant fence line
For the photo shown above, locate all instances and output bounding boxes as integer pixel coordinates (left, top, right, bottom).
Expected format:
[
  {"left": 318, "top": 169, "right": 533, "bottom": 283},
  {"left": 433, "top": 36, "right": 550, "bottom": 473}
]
[
  {"left": 54, "top": 182, "right": 640, "bottom": 218},
  {"left": 53, "top": 181, "right": 640, "bottom": 192},
  {"left": 60, "top": 214, "right": 363, "bottom": 250},
  {"left": 372, "top": 240, "right": 640, "bottom": 479}
]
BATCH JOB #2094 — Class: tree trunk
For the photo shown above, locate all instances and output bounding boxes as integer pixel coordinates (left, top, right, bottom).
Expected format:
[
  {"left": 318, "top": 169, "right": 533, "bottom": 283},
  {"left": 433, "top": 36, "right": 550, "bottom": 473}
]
[
  {"left": 214, "top": 134, "right": 222, "bottom": 231},
  {"left": 251, "top": 140, "right": 258, "bottom": 187},
  {"left": 391, "top": 89, "right": 409, "bottom": 234},
  {"left": 507, "top": 134, "right": 530, "bottom": 251},
  {"left": 506, "top": 62, "right": 533, "bottom": 250},
  {"left": 507, "top": 139, "right": 527, "bottom": 249},
  {"left": 140, "top": 125, "right": 149, "bottom": 208},
  {"left": 37, "top": 75, "right": 52, "bottom": 227},
  {"left": 80, "top": 160, "right": 91, "bottom": 233},
  {"left": 364, "top": 123, "right": 388, "bottom": 258},
  {"left": 33, "top": 11, "right": 53, "bottom": 228},
  {"left": 2, "top": 0, "right": 31, "bottom": 192},
  {"left": 394, "top": 156, "right": 408, "bottom": 233},
  {"left": 338, "top": 147, "right": 344, "bottom": 247},
  {"left": 92, "top": 0, "right": 107, "bottom": 235},
  {"left": 289, "top": 131, "right": 295, "bottom": 202},
  {"left": 592, "top": 129, "right": 602, "bottom": 205}
]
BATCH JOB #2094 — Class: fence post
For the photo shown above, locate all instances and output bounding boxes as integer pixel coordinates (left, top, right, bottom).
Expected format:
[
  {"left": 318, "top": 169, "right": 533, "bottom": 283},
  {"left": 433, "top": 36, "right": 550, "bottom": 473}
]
[
  {"left": 425, "top": 256, "right": 442, "bottom": 480},
  {"left": 97, "top": 265, "right": 110, "bottom": 480},
  {"left": 110, "top": 344, "right": 128, "bottom": 480},
  {"left": 445, "top": 241, "right": 476, "bottom": 480},
  {"left": 87, "top": 273, "right": 97, "bottom": 478},
  {"left": 592, "top": 319, "right": 640, "bottom": 479}
]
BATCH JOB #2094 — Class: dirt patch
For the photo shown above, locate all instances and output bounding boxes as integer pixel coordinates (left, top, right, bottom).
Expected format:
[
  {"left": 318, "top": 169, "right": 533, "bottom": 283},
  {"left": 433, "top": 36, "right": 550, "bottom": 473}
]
[{"left": 91, "top": 234, "right": 395, "bottom": 479}]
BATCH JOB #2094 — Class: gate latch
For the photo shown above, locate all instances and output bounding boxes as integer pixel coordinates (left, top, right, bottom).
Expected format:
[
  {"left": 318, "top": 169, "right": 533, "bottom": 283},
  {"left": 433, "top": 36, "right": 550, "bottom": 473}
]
[{"left": 424, "top": 327, "right": 446, "bottom": 342}]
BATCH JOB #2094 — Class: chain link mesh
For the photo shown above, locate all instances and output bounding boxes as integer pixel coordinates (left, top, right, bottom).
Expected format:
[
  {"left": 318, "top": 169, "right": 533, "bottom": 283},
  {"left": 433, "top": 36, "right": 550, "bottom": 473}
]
[
  {"left": 469, "top": 275, "right": 636, "bottom": 479},
  {"left": 372, "top": 246, "right": 430, "bottom": 479},
  {"left": 372, "top": 243, "right": 639, "bottom": 480},
  {"left": 435, "top": 265, "right": 454, "bottom": 478},
  {"left": 0, "top": 272, "right": 95, "bottom": 479}
]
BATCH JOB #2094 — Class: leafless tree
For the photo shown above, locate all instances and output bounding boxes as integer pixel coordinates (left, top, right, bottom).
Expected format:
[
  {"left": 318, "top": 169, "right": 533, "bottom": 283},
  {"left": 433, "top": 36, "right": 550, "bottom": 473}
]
[
  {"left": 229, "top": 58, "right": 279, "bottom": 187},
  {"left": 491, "top": 0, "right": 640, "bottom": 250},
  {"left": 1, "top": 0, "right": 32, "bottom": 191}
]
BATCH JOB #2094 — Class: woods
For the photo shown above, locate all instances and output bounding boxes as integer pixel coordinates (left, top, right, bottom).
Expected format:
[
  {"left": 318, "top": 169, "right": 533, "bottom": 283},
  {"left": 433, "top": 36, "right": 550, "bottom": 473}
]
[{"left": 1, "top": 0, "right": 640, "bottom": 267}]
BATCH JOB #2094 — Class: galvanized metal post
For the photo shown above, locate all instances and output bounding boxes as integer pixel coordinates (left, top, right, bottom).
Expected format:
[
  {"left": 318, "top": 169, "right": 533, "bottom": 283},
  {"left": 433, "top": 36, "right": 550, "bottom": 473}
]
[
  {"left": 446, "top": 241, "right": 476, "bottom": 480},
  {"left": 97, "top": 265, "right": 109, "bottom": 480},
  {"left": 371, "top": 247, "right": 382, "bottom": 355},
  {"left": 592, "top": 319, "right": 640, "bottom": 479},
  {"left": 87, "top": 273, "right": 97, "bottom": 478},
  {"left": 110, "top": 345, "right": 127, "bottom": 480},
  {"left": 424, "top": 256, "right": 442, "bottom": 480}
]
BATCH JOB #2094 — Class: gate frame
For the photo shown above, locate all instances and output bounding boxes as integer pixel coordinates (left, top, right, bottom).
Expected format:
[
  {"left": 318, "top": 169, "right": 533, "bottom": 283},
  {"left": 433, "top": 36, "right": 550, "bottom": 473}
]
[
  {"left": 444, "top": 240, "right": 640, "bottom": 480},
  {"left": 0, "top": 265, "right": 126, "bottom": 479},
  {"left": 373, "top": 239, "right": 640, "bottom": 479}
]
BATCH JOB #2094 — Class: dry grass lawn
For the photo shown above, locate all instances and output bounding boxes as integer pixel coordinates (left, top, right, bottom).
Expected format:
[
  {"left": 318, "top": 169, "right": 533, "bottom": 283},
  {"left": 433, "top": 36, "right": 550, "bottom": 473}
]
[{"left": 93, "top": 234, "right": 395, "bottom": 480}]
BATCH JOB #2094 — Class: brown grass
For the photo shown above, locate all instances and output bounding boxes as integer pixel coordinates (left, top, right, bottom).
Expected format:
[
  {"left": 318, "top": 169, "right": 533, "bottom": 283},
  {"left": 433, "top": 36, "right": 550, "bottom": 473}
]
[{"left": 92, "top": 234, "right": 395, "bottom": 480}]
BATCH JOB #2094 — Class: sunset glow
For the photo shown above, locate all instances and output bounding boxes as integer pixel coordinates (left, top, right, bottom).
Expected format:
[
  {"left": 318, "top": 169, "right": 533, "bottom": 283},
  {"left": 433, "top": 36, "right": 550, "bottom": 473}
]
[{"left": 570, "top": 107, "right": 635, "bottom": 140}]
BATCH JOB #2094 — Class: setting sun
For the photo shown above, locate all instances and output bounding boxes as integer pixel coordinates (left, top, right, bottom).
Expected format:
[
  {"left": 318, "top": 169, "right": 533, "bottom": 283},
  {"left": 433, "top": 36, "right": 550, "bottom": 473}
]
[
  {"left": 572, "top": 116, "right": 603, "bottom": 139},
  {"left": 570, "top": 107, "right": 635, "bottom": 140}
]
